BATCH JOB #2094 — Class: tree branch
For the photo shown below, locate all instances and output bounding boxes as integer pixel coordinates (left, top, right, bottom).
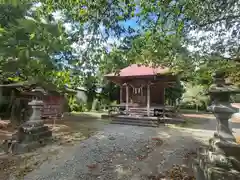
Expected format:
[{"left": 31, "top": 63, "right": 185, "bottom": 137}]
[{"left": 153, "top": 13, "right": 161, "bottom": 33}]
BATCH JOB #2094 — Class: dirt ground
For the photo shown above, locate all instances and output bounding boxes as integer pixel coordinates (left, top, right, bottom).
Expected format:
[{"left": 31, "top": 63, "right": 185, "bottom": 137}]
[
  {"left": 0, "top": 112, "right": 110, "bottom": 180},
  {"left": 24, "top": 124, "right": 199, "bottom": 180},
  {"left": 0, "top": 111, "right": 240, "bottom": 180}
]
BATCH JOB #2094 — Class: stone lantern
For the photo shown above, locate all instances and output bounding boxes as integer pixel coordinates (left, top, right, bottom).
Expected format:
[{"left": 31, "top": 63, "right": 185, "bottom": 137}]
[
  {"left": 2, "top": 87, "right": 52, "bottom": 154},
  {"left": 193, "top": 71, "right": 240, "bottom": 179}
]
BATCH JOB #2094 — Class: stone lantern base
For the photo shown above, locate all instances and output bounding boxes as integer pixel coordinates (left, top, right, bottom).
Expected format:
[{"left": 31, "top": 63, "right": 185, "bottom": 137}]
[
  {"left": 193, "top": 134, "right": 240, "bottom": 180},
  {"left": 2, "top": 120, "right": 52, "bottom": 154}
]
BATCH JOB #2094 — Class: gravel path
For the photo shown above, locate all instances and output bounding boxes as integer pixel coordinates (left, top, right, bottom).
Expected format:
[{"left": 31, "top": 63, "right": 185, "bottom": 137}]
[{"left": 23, "top": 124, "right": 203, "bottom": 180}]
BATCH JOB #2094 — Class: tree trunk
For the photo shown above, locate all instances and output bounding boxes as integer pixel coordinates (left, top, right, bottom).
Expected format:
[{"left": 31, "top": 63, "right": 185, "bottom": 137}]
[{"left": 10, "top": 98, "right": 21, "bottom": 125}]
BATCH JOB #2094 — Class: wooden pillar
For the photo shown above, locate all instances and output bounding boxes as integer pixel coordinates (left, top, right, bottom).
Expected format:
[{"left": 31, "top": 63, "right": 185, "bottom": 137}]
[
  {"left": 147, "top": 83, "right": 150, "bottom": 116},
  {"left": 163, "top": 86, "right": 166, "bottom": 118},
  {"left": 163, "top": 87, "right": 165, "bottom": 105},
  {"left": 120, "top": 86, "right": 123, "bottom": 104},
  {"left": 126, "top": 84, "right": 129, "bottom": 113}
]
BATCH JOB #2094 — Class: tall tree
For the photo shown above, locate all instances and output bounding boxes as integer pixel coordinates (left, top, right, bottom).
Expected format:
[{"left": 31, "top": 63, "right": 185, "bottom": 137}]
[
  {"left": 0, "top": 1, "right": 71, "bottom": 83},
  {"left": 185, "top": 0, "right": 240, "bottom": 61}
]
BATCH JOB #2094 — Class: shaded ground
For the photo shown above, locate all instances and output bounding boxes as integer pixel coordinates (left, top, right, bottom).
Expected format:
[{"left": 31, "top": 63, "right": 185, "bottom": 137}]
[
  {"left": 24, "top": 125, "right": 198, "bottom": 180},
  {"left": 1, "top": 111, "right": 240, "bottom": 180},
  {"left": 0, "top": 112, "right": 110, "bottom": 180}
]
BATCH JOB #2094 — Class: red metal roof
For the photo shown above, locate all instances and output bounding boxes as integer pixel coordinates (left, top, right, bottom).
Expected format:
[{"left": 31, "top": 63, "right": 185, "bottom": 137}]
[{"left": 105, "top": 64, "right": 170, "bottom": 77}]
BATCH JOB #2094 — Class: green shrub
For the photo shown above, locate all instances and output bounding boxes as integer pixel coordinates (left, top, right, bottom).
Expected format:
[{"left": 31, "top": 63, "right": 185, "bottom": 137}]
[
  {"left": 180, "top": 83, "right": 209, "bottom": 111},
  {"left": 68, "top": 96, "right": 86, "bottom": 112}
]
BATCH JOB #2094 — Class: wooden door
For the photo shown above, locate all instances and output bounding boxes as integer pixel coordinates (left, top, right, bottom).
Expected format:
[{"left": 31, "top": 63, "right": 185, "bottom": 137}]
[{"left": 132, "top": 87, "right": 146, "bottom": 106}]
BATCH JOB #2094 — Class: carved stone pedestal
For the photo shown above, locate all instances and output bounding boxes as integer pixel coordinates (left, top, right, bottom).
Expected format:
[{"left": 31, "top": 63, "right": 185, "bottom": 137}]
[
  {"left": 193, "top": 72, "right": 240, "bottom": 180},
  {"left": 2, "top": 99, "right": 52, "bottom": 154},
  {"left": 193, "top": 136, "right": 240, "bottom": 180}
]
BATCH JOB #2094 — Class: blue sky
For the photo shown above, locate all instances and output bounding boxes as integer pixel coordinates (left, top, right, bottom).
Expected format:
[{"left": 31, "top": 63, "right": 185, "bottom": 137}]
[{"left": 119, "top": 17, "right": 139, "bottom": 30}]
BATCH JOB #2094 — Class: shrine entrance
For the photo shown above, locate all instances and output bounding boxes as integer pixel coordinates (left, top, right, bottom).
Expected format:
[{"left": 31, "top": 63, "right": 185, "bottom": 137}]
[
  {"left": 132, "top": 86, "right": 146, "bottom": 105},
  {"left": 129, "top": 80, "right": 146, "bottom": 106},
  {"left": 105, "top": 64, "right": 178, "bottom": 117}
]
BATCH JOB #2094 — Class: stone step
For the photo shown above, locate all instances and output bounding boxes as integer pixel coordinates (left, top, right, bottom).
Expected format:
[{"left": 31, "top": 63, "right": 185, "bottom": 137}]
[
  {"left": 128, "top": 113, "right": 153, "bottom": 116},
  {"left": 128, "top": 109, "right": 153, "bottom": 112},
  {"left": 111, "top": 121, "right": 158, "bottom": 127},
  {"left": 128, "top": 109, "right": 176, "bottom": 117},
  {"left": 112, "top": 118, "right": 158, "bottom": 124},
  {"left": 128, "top": 109, "right": 154, "bottom": 111},
  {"left": 111, "top": 116, "right": 185, "bottom": 127},
  {"left": 111, "top": 116, "right": 159, "bottom": 127},
  {"left": 113, "top": 115, "right": 158, "bottom": 121}
]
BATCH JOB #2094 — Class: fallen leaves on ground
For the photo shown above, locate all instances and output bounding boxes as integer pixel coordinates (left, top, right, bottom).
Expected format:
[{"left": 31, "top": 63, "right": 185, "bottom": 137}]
[
  {"left": 148, "top": 165, "right": 195, "bottom": 180},
  {"left": 136, "top": 138, "right": 164, "bottom": 161},
  {"left": 0, "top": 121, "right": 9, "bottom": 129},
  {"left": 87, "top": 163, "right": 98, "bottom": 169},
  {"left": 166, "top": 165, "right": 195, "bottom": 180},
  {"left": 136, "top": 154, "right": 147, "bottom": 161},
  {"left": 236, "top": 136, "right": 240, "bottom": 144},
  {"left": 147, "top": 173, "right": 165, "bottom": 180},
  {"left": 53, "top": 132, "right": 89, "bottom": 145},
  {"left": 151, "top": 137, "right": 163, "bottom": 146},
  {"left": 0, "top": 148, "right": 60, "bottom": 180},
  {"left": 231, "top": 112, "right": 240, "bottom": 123},
  {"left": 151, "top": 137, "right": 163, "bottom": 141},
  {"left": 0, "top": 155, "right": 19, "bottom": 180},
  {"left": 0, "top": 124, "right": 97, "bottom": 179}
]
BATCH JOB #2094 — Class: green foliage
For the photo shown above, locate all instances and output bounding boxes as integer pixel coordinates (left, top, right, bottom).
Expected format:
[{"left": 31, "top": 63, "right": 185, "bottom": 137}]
[
  {"left": 127, "top": 32, "right": 186, "bottom": 67},
  {"left": 165, "top": 79, "right": 184, "bottom": 105},
  {"left": 188, "top": 59, "right": 240, "bottom": 87},
  {"left": 68, "top": 96, "right": 86, "bottom": 112},
  {"left": 0, "top": 0, "right": 239, "bottom": 114},
  {"left": 184, "top": 0, "right": 240, "bottom": 61},
  {"left": 181, "top": 83, "right": 209, "bottom": 111},
  {"left": 0, "top": 2, "right": 71, "bottom": 82},
  {"left": 100, "top": 82, "right": 119, "bottom": 104}
]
